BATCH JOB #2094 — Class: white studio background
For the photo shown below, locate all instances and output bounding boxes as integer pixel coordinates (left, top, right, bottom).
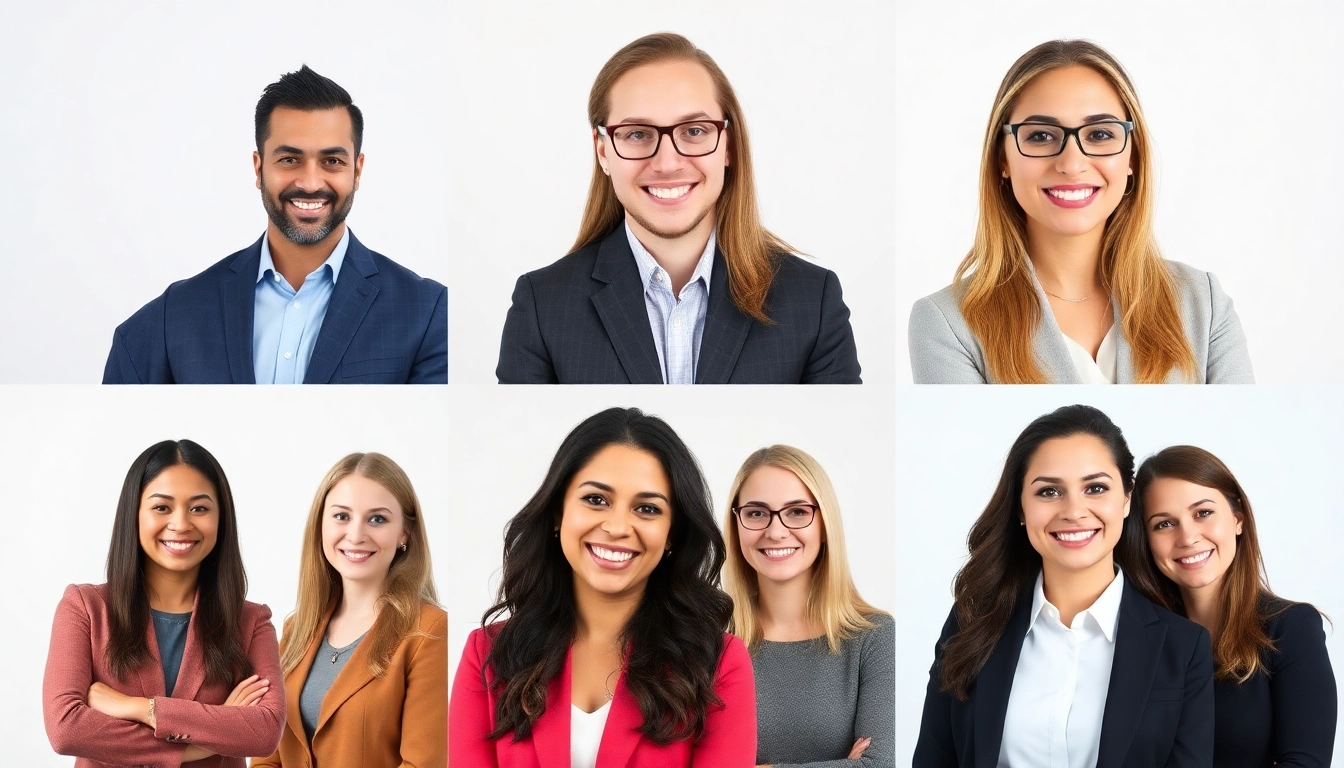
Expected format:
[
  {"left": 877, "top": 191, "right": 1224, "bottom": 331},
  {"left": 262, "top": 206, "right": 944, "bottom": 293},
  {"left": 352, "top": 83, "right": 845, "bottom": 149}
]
[
  {"left": 442, "top": 1, "right": 898, "bottom": 385},
  {"left": 893, "top": 1, "right": 1344, "bottom": 384},
  {"left": 446, "top": 387, "right": 898, "bottom": 700},
  {"left": 0, "top": 1, "right": 452, "bottom": 383},
  {"left": 894, "top": 386, "right": 1344, "bottom": 763},
  {"left": 0, "top": 387, "right": 450, "bottom": 767}
]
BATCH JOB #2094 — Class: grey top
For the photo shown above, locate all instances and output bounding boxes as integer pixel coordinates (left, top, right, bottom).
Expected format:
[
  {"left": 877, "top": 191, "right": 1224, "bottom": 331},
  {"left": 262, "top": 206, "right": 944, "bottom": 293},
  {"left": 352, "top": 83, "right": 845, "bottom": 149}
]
[
  {"left": 754, "top": 613, "right": 895, "bottom": 768},
  {"left": 299, "top": 633, "right": 365, "bottom": 740},
  {"left": 150, "top": 608, "right": 191, "bottom": 696},
  {"left": 908, "top": 259, "right": 1255, "bottom": 384}
]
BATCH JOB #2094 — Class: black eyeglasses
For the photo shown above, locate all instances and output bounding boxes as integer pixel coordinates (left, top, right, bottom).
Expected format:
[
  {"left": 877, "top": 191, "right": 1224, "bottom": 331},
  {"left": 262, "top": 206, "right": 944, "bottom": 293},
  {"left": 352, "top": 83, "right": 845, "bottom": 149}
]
[
  {"left": 1003, "top": 120, "right": 1135, "bottom": 158},
  {"left": 597, "top": 119, "right": 729, "bottom": 160},
  {"left": 732, "top": 503, "right": 818, "bottom": 531}
]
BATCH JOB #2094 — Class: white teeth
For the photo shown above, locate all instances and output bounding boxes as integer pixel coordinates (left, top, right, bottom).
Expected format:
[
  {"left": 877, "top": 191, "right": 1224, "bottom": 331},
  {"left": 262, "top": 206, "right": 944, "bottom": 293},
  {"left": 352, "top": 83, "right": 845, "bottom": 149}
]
[
  {"left": 1053, "top": 530, "right": 1097, "bottom": 542},
  {"left": 342, "top": 550, "right": 372, "bottom": 562},
  {"left": 763, "top": 548, "right": 798, "bottom": 557},
  {"left": 1178, "top": 550, "right": 1212, "bottom": 565},
  {"left": 292, "top": 200, "right": 327, "bottom": 210},
  {"left": 647, "top": 185, "right": 691, "bottom": 200},
  {"left": 591, "top": 545, "right": 634, "bottom": 562},
  {"left": 161, "top": 540, "right": 193, "bottom": 552},
  {"left": 1047, "top": 187, "right": 1096, "bottom": 201}
]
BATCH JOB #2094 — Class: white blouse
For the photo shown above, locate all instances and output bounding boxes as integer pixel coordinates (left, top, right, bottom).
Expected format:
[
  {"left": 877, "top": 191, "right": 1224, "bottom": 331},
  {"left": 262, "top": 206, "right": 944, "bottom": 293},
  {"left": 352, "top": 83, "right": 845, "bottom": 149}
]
[
  {"left": 1061, "top": 325, "right": 1118, "bottom": 384},
  {"left": 570, "top": 701, "right": 612, "bottom": 768}
]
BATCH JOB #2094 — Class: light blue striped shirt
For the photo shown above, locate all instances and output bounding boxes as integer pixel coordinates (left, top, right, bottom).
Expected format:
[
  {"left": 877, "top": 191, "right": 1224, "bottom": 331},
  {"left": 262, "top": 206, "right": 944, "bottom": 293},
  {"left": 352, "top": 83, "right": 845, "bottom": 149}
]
[
  {"left": 625, "top": 223, "right": 715, "bottom": 385},
  {"left": 253, "top": 228, "right": 349, "bottom": 384}
]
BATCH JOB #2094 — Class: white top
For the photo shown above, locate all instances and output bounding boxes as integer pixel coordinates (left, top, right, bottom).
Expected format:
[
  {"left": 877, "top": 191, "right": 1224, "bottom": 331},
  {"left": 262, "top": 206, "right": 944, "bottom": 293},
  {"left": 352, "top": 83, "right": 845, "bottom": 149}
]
[
  {"left": 998, "top": 569, "right": 1125, "bottom": 768},
  {"left": 570, "top": 701, "right": 612, "bottom": 768},
  {"left": 1061, "top": 325, "right": 1118, "bottom": 384}
]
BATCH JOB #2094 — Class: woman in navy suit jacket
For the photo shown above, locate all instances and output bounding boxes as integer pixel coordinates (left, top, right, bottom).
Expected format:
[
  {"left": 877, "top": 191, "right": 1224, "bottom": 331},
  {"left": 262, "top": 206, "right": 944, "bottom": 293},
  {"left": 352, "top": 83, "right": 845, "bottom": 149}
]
[
  {"left": 1130, "top": 446, "right": 1337, "bottom": 767},
  {"left": 450, "top": 407, "right": 756, "bottom": 767},
  {"left": 915, "top": 405, "right": 1214, "bottom": 768}
]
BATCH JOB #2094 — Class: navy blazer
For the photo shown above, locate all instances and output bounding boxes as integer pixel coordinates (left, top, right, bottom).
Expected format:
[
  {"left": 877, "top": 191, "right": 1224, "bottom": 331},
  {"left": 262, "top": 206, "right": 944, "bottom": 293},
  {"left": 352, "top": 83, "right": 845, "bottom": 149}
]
[
  {"left": 495, "top": 226, "right": 861, "bottom": 384},
  {"left": 103, "top": 231, "right": 447, "bottom": 384},
  {"left": 914, "top": 578, "right": 1214, "bottom": 768}
]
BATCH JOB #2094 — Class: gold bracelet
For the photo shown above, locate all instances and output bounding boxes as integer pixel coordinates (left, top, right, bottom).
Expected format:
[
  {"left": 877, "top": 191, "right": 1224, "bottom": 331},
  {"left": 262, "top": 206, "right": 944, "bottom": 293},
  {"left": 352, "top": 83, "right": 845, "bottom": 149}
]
[{"left": 147, "top": 696, "right": 155, "bottom": 726}]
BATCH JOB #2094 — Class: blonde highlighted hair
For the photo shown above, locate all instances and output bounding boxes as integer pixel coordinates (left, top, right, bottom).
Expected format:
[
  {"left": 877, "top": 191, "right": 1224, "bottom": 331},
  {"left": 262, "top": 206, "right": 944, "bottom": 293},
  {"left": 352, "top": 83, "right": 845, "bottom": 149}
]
[
  {"left": 723, "top": 445, "right": 884, "bottom": 652},
  {"left": 574, "top": 32, "right": 793, "bottom": 324},
  {"left": 956, "top": 39, "right": 1196, "bottom": 383},
  {"left": 280, "top": 453, "right": 439, "bottom": 678}
]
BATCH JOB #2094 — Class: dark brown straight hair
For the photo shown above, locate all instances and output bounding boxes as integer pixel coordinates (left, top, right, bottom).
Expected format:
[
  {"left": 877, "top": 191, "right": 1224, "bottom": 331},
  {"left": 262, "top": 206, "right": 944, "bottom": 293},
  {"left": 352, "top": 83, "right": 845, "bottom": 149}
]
[{"left": 105, "top": 440, "right": 251, "bottom": 687}]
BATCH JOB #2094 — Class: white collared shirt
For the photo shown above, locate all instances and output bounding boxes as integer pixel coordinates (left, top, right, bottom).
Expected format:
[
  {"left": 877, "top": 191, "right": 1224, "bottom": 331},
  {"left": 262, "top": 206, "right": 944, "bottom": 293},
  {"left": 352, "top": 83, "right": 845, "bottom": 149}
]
[
  {"left": 570, "top": 701, "right": 611, "bottom": 768},
  {"left": 625, "top": 223, "right": 715, "bottom": 385},
  {"left": 998, "top": 569, "right": 1125, "bottom": 768},
  {"left": 1062, "top": 326, "right": 1118, "bottom": 384}
]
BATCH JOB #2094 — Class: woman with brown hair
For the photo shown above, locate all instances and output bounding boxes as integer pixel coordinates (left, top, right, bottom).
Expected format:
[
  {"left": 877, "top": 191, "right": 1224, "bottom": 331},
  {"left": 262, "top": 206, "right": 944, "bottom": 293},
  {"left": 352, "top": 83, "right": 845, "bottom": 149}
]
[
  {"left": 253, "top": 453, "right": 446, "bottom": 768},
  {"left": 1129, "top": 446, "right": 1336, "bottom": 767},
  {"left": 909, "top": 39, "right": 1252, "bottom": 384},
  {"left": 914, "top": 405, "right": 1213, "bottom": 767}
]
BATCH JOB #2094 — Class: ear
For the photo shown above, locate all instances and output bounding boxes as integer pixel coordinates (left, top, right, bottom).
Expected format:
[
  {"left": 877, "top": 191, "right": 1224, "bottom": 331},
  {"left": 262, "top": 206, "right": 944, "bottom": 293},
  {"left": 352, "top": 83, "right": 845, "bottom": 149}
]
[
  {"left": 353, "top": 152, "right": 365, "bottom": 191},
  {"left": 594, "top": 128, "right": 610, "bottom": 175},
  {"left": 253, "top": 151, "right": 263, "bottom": 189},
  {"left": 1123, "top": 494, "right": 1132, "bottom": 519},
  {"left": 1233, "top": 510, "right": 1244, "bottom": 536}
]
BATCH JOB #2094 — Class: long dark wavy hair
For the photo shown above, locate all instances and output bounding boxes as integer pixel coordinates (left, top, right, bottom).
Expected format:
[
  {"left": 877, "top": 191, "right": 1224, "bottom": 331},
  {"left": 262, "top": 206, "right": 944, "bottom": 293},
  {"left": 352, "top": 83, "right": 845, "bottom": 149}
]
[
  {"left": 481, "top": 407, "right": 732, "bottom": 744},
  {"left": 105, "top": 440, "right": 252, "bottom": 688},
  {"left": 940, "top": 405, "right": 1139, "bottom": 699}
]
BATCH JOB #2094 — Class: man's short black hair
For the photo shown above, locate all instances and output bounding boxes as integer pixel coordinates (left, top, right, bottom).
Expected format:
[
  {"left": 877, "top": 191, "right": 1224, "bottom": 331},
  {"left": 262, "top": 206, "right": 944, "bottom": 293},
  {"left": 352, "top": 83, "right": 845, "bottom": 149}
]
[{"left": 255, "top": 65, "right": 363, "bottom": 155}]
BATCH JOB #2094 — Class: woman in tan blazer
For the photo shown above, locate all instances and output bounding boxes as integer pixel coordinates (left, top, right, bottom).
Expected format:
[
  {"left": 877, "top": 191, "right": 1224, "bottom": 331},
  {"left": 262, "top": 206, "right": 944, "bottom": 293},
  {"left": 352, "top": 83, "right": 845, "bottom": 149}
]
[{"left": 254, "top": 453, "right": 446, "bottom": 768}]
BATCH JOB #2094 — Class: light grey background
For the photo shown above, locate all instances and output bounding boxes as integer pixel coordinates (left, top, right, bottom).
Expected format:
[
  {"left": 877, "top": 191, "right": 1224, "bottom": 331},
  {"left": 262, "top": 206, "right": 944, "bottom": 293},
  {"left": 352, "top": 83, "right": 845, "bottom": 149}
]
[
  {"left": 446, "top": 387, "right": 898, "bottom": 704},
  {"left": 895, "top": 386, "right": 1344, "bottom": 763},
  {"left": 0, "top": 387, "right": 449, "bottom": 766},
  {"left": 894, "top": 1, "right": 1344, "bottom": 384},
  {"left": 0, "top": 1, "right": 451, "bottom": 383}
]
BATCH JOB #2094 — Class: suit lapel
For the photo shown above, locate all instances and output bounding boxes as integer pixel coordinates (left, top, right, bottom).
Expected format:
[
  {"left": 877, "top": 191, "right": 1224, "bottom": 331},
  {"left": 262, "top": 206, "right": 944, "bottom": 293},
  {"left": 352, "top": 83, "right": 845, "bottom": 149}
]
[
  {"left": 137, "top": 609, "right": 169, "bottom": 697},
  {"left": 597, "top": 670, "right": 643, "bottom": 768},
  {"left": 304, "top": 231, "right": 379, "bottom": 384},
  {"left": 589, "top": 228, "right": 663, "bottom": 384},
  {"left": 1112, "top": 301, "right": 1137, "bottom": 383},
  {"left": 221, "top": 239, "right": 262, "bottom": 384},
  {"left": 1096, "top": 582, "right": 1164, "bottom": 768},
  {"left": 281, "top": 612, "right": 329, "bottom": 760},
  {"left": 170, "top": 591, "right": 207, "bottom": 703},
  {"left": 973, "top": 586, "right": 1033, "bottom": 768},
  {"left": 695, "top": 250, "right": 752, "bottom": 384},
  {"left": 1026, "top": 277, "right": 1084, "bottom": 384},
  {"left": 532, "top": 649, "right": 571, "bottom": 768},
  {"left": 313, "top": 625, "right": 377, "bottom": 734}
]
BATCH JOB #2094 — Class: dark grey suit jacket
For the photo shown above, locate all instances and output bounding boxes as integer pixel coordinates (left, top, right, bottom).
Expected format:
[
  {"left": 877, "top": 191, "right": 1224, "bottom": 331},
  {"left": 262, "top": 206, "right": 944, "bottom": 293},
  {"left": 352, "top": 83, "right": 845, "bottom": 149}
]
[{"left": 496, "top": 227, "right": 861, "bottom": 384}]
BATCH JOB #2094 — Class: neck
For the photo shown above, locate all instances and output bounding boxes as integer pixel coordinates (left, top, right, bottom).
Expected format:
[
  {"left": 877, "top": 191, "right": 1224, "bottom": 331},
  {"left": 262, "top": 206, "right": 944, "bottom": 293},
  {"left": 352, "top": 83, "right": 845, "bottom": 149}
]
[
  {"left": 627, "top": 215, "right": 714, "bottom": 296},
  {"left": 1025, "top": 220, "right": 1105, "bottom": 300},
  {"left": 1179, "top": 585, "right": 1223, "bottom": 641},
  {"left": 573, "top": 580, "right": 642, "bottom": 648},
  {"left": 143, "top": 564, "right": 199, "bottom": 613},
  {"left": 336, "top": 576, "right": 385, "bottom": 620},
  {"left": 1041, "top": 558, "right": 1116, "bottom": 627},
  {"left": 756, "top": 570, "right": 816, "bottom": 641},
  {"left": 267, "top": 221, "right": 345, "bottom": 291}
]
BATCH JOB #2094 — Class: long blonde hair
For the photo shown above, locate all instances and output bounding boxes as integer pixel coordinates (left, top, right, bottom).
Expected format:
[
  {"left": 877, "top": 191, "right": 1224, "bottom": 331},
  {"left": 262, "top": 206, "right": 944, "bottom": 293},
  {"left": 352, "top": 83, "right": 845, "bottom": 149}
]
[
  {"left": 723, "top": 445, "right": 884, "bottom": 652},
  {"left": 956, "top": 39, "right": 1196, "bottom": 383},
  {"left": 280, "top": 453, "right": 439, "bottom": 677},
  {"left": 574, "top": 32, "right": 792, "bottom": 324}
]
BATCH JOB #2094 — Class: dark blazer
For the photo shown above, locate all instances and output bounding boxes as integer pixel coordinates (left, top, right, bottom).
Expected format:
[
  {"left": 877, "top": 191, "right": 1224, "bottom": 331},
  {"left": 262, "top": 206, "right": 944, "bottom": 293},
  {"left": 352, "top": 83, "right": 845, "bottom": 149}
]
[
  {"left": 103, "top": 230, "right": 447, "bottom": 384},
  {"left": 914, "top": 578, "right": 1214, "bottom": 768},
  {"left": 1212, "top": 599, "right": 1336, "bottom": 768},
  {"left": 496, "top": 226, "right": 861, "bottom": 383}
]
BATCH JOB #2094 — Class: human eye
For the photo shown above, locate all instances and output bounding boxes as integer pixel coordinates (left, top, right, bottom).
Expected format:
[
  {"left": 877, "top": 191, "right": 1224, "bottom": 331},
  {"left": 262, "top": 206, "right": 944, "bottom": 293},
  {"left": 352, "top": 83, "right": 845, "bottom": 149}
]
[
  {"left": 1035, "top": 486, "right": 1062, "bottom": 498},
  {"left": 738, "top": 505, "right": 768, "bottom": 521},
  {"left": 581, "top": 493, "right": 609, "bottom": 507},
  {"left": 1085, "top": 483, "right": 1110, "bottom": 495},
  {"left": 1194, "top": 508, "right": 1215, "bottom": 519},
  {"left": 1022, "top": 125, "right": 1062, "bottom": 145},
  {"left": 1151, "top": 519, "right": 1173, "bottom": 531},
  {"left": 369, "top": 514, "right": 388, "bottom": 525},
  {"left": 190, "top": 504, "right": 212, "bottom": 514},
  {"left": 783, "top": 505, "right": 813, "bottom": 521},
  {"left": 634, "top": 503, "right": 664, "bottom": 517},
  {"left": 323, "top": 157, "right": 345, "bottom": 166},
  {"left": 331, "top": 510, "right": 349, "bottom": 521},
  {"left": 678, "top": 122, "right": 713, "bottom": 142},
  {"left": 616, "top": 126, "right": 653, "bottom": 143}
]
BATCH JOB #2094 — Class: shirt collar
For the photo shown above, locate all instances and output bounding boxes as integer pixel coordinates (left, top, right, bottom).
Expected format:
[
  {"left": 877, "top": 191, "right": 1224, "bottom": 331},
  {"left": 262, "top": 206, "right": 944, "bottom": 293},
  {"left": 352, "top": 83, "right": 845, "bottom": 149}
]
[
  {"left": 1027, "top": 566, "right": 1125, "bottom": 642},
  {"left": 257, "top": 226, "right": 351, "bottom": 287},
  {"left": 624, "top": 222, "right": 715, "bottom": 297}
]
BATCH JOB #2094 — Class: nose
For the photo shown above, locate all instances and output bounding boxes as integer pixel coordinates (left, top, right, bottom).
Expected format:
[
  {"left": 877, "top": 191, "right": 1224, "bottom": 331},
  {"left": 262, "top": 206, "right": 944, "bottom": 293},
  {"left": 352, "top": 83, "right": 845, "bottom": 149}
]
[
  {"left": 294, "top": 159, "right": 323, "bottom": 192},
  {"left": 1174, "top": 525, "right": 1201, "bottom": 549},
  {"left": 1061, "top": 495, "right": 1093, "bottom": 523},
  {"left": 1053, "top": 133, "right": 1090, "bottom": 175},
  {"left": 601, "top": 509, "right": 634, "bottom": 538},
  {"left": 166, "top": 507, "right": 193, "bottom": 532},
  {"left": 763, "top": 514, "right": 791, "bottom": 539},
  {"left": 647, "top": 132, "right": 683, "bottom": 173}
]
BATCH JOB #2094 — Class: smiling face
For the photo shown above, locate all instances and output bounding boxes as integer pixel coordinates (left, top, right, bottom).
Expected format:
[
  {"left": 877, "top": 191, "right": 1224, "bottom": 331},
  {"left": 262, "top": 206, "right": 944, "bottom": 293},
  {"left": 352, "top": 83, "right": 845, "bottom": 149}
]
[
  {"left": 1002, "top": 65, "right": 1132, "bottom": 246},
  {"left": 559, "top": 444, "right": 673, "bottom": 602},
  {"left": 138, "top": 464, "right": 220, "bottom": 579},
  {"left": 1143, "top": 477, "right": 1242, "bottom": 595},
  {"left": 254, "top": 106, "right": 363, "bottom": 249},
  {"left": 596, "top": 59, "right": 729, "bottom": 248},
  {"left": 734, "top": 465, "right": 824, "bottom": 586},
  {"left": 1020, "top": 434, "right": 1130, "bottom": 581},
  {"left": 321, "top": 473, "right": 407, "bottom": 590}
]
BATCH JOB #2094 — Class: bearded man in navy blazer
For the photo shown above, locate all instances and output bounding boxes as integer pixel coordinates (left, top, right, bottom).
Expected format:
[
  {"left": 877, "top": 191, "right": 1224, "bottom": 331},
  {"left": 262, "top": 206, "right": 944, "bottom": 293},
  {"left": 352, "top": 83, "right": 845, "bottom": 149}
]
[
  {"left": 103, "top": 66, "right": 447, "bottom": 384},
  {"left": 496, "top": 33, "right": 861, "bottom": 384}
]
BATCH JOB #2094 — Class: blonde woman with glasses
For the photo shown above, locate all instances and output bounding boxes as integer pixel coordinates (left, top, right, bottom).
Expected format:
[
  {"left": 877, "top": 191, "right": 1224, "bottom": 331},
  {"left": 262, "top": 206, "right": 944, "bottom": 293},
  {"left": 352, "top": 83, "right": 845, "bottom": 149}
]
[
  {"left": 909, "top": 39, "right": 1252, "bottom": 384},
  {"left": 724, "top": 446, "right": 894, "bottom": 767}
]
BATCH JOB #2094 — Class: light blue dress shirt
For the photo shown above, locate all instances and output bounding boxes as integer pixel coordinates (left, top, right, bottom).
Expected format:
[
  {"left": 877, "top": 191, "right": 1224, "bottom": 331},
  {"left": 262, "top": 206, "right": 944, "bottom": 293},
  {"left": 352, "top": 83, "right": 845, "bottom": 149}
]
[
  {"left": 253, "top": 228, "right": 349, "bottom": 384},
  {"left": 625, "top": 223, "right": 714, "bottom": 385}
]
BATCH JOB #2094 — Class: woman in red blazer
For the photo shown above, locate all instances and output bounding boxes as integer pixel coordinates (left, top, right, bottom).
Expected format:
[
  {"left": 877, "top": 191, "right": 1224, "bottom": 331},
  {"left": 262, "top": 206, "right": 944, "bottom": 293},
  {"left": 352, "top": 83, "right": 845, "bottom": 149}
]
[
  {"left": 450, "top": 407, "right": 757, "bottom": 768},
  {"left": 43, "top": 439, "right": 284, "bottom": 767}
]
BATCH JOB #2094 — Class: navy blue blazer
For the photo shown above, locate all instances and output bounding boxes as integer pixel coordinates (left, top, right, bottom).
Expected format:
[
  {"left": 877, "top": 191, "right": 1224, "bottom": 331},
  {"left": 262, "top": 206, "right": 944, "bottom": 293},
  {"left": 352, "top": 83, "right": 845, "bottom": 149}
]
[
  {"left": 103, "top": 231, "right": 447, "bottom": 384},
  {"left": 914, "top": 577, "right": 1215, "bottom": 768},
  {"left": 495, "top": 226, "right": 861, "bottom": 384}
]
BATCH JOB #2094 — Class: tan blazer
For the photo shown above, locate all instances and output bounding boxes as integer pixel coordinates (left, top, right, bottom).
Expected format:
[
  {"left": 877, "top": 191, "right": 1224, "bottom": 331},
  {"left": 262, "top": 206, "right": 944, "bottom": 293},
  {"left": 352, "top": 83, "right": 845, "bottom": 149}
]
[{"left": 253, "top": 603, "right": 447, "bottom": 768}]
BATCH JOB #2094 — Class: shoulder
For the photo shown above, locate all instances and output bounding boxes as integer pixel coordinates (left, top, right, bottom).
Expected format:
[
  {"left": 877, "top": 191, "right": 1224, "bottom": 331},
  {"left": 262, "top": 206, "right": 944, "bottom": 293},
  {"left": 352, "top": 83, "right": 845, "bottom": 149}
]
[
  {"left": 764, "top": 252, "right": 845, "bottom": 298},
  {"left": 359, "top": 244, "right": 447, "bottom": 296},
  {"left": 57, "top": 582, "right": 108, "bottom": 611},
  {"left": 241, "top": 599, "right": 275, "bottom": 626},
  {"left": 857, "top": 611, "right": 897, "bottom": 646},
  {"left": 116, "top": 248, "right": 250, "bottom": 326},
  {"left": 910, "top": 283, "right": 967, "bottom": 329},
  {"left": 1263, "top": 598, "right": 1326, "bottom": 642},
  {"left": 1162, "top": 259, "right": 1233, "bottom": 304},
  {"left": 416, "top": 602, "right": 449, "bottom": 636},
  {"left": 1135, "top": 590, "right": 1210, "bottom": 650},
  {"left": 518, "top": 240, "right": 604, "bottom": 288},
  {"left": 719, "top": 632, "right": 751, "bottom": 668}
]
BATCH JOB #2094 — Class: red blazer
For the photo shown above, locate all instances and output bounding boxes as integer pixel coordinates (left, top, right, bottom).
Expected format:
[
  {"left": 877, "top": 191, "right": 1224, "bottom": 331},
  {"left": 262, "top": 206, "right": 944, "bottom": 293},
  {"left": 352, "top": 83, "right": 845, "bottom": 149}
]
[
  {"left": 43, "top": 583, "right": 285, "bottom": 768},
  {"left": 449, "top": 625, "right": 756, "bottom": 768}
]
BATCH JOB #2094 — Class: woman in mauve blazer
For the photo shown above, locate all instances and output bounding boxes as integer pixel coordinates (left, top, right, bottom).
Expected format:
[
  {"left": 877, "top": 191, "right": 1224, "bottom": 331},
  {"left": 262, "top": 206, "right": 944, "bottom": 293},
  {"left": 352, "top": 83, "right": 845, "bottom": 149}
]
[
  {"left": 450, "top": 408, "right": 757, "bottom": 767},
  {"left": 1130, "top": 446, "right": 1337, "bottom": 767},
  {"left": 915, "top": 406, "right": 1214, "bottom": 768},
  {"left": 43, "top": 440, "right": 284, "bottom": 767},
  {"left": 253, "top": 453, "right": 446, "bottom": 768}
]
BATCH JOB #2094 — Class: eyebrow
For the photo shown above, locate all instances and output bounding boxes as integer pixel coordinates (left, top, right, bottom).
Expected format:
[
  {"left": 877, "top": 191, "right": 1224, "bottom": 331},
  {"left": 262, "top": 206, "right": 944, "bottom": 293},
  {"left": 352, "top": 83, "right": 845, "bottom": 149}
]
[
  {"left": 271, "top": 145, "right": 350, "bottom": 157},
  {"left": 147, "top": 493, "right": 214, "bottom": 502},
  {"left": 328, "top": 504, "right": 393, "bottom": 514},
  {"left": 612, "top": 111, "right": 714, "bottom": 125},
  {"left": 741, "top": 498, "right": 813, "bottom": 507},
  {"left": 578, "top": 480, "right": 670, "bottom": 503},
  {"left": 1030, "top": 472, "right": 1114, "bottom": 484},
  {"left": 1188, "top": 498, "right": 1215, "bottom": 509},
  {"left": 1018, "top": 113, "right": 1123, "bottom": 125}
]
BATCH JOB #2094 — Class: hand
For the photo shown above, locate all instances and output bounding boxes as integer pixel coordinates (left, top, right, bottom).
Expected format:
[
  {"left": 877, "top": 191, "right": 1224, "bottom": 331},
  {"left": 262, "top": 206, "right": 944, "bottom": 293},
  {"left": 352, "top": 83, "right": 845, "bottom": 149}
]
[
  {"left": 848, "top": 737, "right": 872, "bottom": 759},
  {"left": 224, "top": 674, "right": 270, "bottom": 707},
  {"left": 87, "top": 682, "right": 152, "bottom": 725}
]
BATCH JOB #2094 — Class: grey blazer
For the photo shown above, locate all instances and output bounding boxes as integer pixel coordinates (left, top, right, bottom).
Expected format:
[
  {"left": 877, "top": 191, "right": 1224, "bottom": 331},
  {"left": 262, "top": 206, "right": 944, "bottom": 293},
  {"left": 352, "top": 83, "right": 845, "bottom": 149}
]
[{"left": 908, "top": 260, "right": 1253, "bottom": 384}]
